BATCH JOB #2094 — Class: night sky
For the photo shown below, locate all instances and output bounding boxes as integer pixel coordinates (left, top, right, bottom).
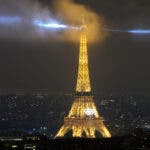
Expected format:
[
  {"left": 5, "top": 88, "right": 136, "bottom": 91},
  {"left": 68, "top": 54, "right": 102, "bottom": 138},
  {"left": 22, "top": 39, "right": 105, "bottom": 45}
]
[{"left": 0, "top": 0, "right": 150, "bottom": 95}]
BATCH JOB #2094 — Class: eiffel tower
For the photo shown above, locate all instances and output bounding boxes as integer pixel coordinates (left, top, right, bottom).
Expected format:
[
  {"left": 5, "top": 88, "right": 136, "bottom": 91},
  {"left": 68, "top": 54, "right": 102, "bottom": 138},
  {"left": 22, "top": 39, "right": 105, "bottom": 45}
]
[{"left": 55, "top": 24, "right": 111, "bottom": 138}]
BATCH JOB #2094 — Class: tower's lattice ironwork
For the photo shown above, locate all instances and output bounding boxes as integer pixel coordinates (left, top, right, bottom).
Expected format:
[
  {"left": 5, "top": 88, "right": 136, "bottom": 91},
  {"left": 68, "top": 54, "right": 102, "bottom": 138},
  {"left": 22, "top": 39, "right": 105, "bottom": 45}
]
[{"left": 55, "top": 25, "right": 111, "bottom": 138}]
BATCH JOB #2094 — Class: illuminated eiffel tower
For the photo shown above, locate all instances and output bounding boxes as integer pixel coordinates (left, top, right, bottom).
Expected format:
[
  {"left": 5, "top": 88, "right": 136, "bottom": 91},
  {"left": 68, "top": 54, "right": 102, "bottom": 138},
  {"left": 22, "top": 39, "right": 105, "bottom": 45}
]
[{"left": 55, "top": 24, "right": 111, "bottom": 138}]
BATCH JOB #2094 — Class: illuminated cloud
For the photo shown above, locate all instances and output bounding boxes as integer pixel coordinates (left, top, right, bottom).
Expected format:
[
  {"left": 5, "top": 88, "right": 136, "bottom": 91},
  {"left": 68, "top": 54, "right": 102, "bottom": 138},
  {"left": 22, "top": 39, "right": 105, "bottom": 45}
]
[
  {"left": 53, "top": 0, "right": 105, "bottom": 43},
  {"left": 0, "top": 0, "right": 106, "bottom": 43}
]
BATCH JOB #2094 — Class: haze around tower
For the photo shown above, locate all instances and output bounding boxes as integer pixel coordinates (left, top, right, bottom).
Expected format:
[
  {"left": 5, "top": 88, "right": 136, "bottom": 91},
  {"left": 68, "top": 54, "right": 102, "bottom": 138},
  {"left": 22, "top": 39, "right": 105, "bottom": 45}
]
[
  {"left": 53, "top": 0, "right": 106, "bottom": 43},
  {"left": 0, "top": 0, "right": 106, "bottom": 43}
]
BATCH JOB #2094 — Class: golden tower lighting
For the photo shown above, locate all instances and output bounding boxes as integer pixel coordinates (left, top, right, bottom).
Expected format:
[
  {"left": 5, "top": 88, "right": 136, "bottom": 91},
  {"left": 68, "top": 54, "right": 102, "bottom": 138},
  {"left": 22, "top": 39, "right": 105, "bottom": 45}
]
[{"left": 55, "top": 24, "right": 111, "bottom": 138}]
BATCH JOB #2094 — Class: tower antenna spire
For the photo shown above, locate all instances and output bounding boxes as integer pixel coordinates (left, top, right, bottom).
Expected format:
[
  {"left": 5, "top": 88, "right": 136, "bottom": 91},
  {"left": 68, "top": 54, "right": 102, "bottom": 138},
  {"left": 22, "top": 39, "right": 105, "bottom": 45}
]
[{"left": 82, "top": 14, "right": 85, "bottom": 25}]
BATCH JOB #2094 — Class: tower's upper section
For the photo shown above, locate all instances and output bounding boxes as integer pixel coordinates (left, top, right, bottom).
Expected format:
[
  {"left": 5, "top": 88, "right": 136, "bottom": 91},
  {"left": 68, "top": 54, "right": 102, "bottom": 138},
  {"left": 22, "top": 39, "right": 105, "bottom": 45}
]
[{"left": 76, "top": 25, "right": 91, "bottom": 93}]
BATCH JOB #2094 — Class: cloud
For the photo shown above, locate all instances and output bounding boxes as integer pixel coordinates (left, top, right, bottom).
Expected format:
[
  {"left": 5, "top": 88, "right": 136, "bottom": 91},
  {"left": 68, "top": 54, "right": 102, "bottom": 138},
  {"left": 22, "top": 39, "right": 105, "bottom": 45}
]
[
  {"left": 0, "top": 0, "right": 55, "bottom": 40},
  {"left": 0, "top": 0, "right": 106, "bottom": 43},
  {"left": 53, "top": 0, "right": 106, "bottom": 43}
]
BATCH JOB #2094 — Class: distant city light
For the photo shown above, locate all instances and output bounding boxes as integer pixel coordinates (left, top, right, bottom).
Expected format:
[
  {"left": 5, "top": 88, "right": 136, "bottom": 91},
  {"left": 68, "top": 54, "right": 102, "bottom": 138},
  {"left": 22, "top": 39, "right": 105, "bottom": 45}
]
[
  {"left": 12, "top": 145, "right": 18, "bottom": 148},
  {"left": 144, "top": 124, "right": 150, "bottom": 129}
]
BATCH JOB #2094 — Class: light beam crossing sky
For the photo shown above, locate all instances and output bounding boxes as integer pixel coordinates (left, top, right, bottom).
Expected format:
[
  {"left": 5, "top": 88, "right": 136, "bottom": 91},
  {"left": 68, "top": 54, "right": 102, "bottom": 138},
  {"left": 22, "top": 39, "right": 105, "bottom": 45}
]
[{"left": 0, "top": 16, "right": 150, "bottom": 34}]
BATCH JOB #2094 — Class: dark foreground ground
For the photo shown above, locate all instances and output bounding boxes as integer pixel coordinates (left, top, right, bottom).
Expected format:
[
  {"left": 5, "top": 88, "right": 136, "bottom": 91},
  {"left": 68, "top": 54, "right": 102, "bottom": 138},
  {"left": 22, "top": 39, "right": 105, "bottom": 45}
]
[{"left": 0, "top": 129, "right": 149, "bottom": 150}]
